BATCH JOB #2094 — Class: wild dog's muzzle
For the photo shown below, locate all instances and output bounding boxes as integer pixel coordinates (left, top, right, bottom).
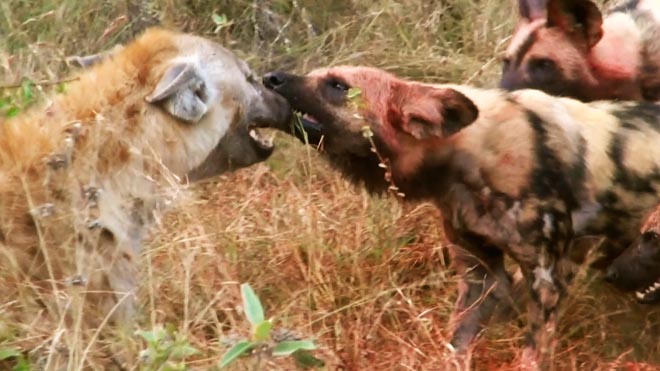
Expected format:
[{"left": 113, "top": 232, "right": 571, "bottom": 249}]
[
  {"left": 263, "top": 71, "right": 325, "bottom": 146},
  {"left": 606, "top": 232, "right": 660, "bottom": 304}
]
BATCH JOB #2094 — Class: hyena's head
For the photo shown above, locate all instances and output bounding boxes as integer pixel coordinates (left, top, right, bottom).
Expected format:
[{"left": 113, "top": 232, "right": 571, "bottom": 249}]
[
  {"left": 606, "top": 206, "right": 660, "bottom": 304},
  {"left": 81, "top": 29, "right": 292, "bottom": 181},
  {"left": 263, "top": 66, "right": 478, "bottom": 194},
  {"left": 500, "top": 0, "right": 604, "bottom": 101}
]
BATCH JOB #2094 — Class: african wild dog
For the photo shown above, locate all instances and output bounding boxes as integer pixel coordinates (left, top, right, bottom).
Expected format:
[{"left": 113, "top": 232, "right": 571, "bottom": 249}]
[
  {"left": 264, "top": 66, "right": 660, "bottom": 368},
  {"left": 607, "top": 204, "right": 660, "bottom": 304},
  {"left": 501, "top": 0, "right": 660, "bottom": 102},
  {"left": 0, "top": 28, "right": 290, "bottom": 361}
]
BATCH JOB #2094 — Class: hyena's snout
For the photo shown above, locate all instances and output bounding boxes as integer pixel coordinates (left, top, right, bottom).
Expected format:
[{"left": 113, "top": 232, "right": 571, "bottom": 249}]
[{"left": 249, "top": 83, "right": 292, "bottom": 130}]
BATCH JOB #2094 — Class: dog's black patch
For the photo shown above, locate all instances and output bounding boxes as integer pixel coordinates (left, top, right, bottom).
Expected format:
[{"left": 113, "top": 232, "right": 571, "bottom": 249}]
[{"left": 527, "top": 111, "right": 578, "bottom": 209}]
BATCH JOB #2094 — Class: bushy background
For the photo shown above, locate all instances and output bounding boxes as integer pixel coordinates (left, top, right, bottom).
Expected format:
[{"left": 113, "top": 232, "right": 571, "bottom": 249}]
[{"left": 1, "top": 0, "right": 660, "bottom": 369}]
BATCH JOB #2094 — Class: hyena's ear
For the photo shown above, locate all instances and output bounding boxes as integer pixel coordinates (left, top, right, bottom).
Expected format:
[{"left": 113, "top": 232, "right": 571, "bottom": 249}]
[
  {"left": 546, "top": 0, "right": 603, "bottom": 48},
  {"left": 399, "top": 86, "right": 479, "bottom": 140},
  {"left": 519, "top": 0, "right": 547, "bottom": 20},
  {"left": 146, "top": 61, "right": 210, "bottom": 123}
]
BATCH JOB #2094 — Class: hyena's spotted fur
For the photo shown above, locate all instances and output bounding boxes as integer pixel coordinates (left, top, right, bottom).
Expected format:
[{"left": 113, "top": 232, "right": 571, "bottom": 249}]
[
  {"left": 501, "top": 0, "right": 660, "bottom": 102},
  {"left": 0, "top": 28, "right": 290, "bottom": 363},
  {"left": 264, "top": 66, "right": 660, "bottom": 369}
]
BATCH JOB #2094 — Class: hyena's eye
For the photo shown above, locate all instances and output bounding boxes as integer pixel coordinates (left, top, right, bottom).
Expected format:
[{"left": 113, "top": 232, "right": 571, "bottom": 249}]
[{"left": 527, "top": 58, "right": 557, "bottom": 81}]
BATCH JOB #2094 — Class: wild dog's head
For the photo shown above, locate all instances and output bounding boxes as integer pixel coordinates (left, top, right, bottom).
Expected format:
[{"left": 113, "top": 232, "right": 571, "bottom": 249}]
[
  {"left": 500, "top": 0, "right": 604, "bottom": 101},
  {"left": 606, "top": 205, "right": 660, "bottom": 304},
  {"left": 74, "top": 28, "right": 291, "bottom": 181},
  {"left": 263, "top": 66, "right": 478, "bottom": 195}
]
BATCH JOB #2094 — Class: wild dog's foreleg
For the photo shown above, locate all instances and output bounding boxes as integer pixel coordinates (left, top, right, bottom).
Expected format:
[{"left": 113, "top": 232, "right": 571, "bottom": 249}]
[
  {"left": 509, "top": 210, "right": 572, "bottom": 370},
  {"left": 448, "top": 241, "right": 512, "bottom": 352}
]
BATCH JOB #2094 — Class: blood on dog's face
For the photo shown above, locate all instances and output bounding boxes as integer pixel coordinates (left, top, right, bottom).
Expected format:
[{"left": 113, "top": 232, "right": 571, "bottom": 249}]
[{"left": 263, "top": 66, "right": 478, "bottom": 185}]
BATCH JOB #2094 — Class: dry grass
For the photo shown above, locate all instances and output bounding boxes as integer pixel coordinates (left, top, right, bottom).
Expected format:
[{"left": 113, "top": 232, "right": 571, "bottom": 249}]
[{"left": 1, "top": 0, "right": 660, "bottom": 370}]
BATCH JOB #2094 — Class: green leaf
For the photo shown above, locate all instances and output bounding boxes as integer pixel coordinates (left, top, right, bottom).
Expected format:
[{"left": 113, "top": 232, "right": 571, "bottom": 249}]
[
  {"left": 219, "top": 341, "right": 253, "bottom": 368},
  {"left": 5, "top": 106, "right": 20, "bottom": 118},
  {"left": 0, "top": 347, "right": 21, "bottom": 361},
  {"left": 135, "top": 329, "right": 158, "bottom": 344},
  {"left": 21, "top": 80, "right": 33, "bottom": 103},
  {"left": 240, "top": 283, "right": 264, "bottom": 325},
  {"left": 272, "top": 340, "right": 317, "bottom": 357},
  {"left": 170, "top": 343, "right": 199, "bottom": 359},
  {"left": 293, "top": 350, "right": 325, "bottom": 369},
  {"left": 56, "top": 83, "right": 67, "bottom": 94},
  {"left": 212, "top": 13, "right": 228, "bottom": 26},
  {"left": 253, "top": 320, "right": 272, "bottom": 342},
  {"left": 12, "top": 358, "right": 31, "bottom": 371},
  {"left": 347, "top": 87, "right": 362, "bottom": 100}
]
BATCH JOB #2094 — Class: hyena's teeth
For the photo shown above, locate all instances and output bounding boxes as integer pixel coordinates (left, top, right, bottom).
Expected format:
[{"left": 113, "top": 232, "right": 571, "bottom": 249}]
[
  {"left": 249, "top": 129, "right": 259, "bottom": 140},
  {"left": 636, "top": 291, "right": 646, "bottom": 300}
]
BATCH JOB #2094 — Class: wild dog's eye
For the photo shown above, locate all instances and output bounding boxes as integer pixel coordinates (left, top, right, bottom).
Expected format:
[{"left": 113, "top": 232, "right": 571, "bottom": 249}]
[
  {"left": 501, "top": 57, "right": 511, "bottom": 71},
  {"left": 327, "top": 79, "right": 350, "bottom": 92},
  {"left": 642, "top": 231, "right": 659, "bottom": 243},
  {"left": 527, "top": 58, "right": 557, "bottom": 79}
]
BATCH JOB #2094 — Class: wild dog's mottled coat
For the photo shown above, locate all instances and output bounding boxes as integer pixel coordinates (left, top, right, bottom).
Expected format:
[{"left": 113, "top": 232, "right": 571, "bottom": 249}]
[
  {"left": 501, "top": 0, "right": 660, "bottom": 102},
  {"left": 0, "top": 28, "right": 290, "bottom": 360},
  {"left": 264, "top": 66, "right": 660, "bottom": 368}
]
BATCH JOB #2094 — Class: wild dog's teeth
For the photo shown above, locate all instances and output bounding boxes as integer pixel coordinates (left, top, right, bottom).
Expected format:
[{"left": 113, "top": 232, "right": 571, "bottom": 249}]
[
  {"left": 636, "top": 291, "right": 646, "bottom": 300},
  {"left": 655, "top": 282, "right": 660, "bottom": 289}
]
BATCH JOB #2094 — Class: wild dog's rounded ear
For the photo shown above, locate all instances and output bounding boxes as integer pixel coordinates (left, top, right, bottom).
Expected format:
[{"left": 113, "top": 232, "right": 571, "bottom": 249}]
[
  {"left": 399, "top": 86, "right": 478, "bottom": 140},
  {"left": 519, "top": 0, "right": 547, "bottom": 20},
  {"left": 547, "top": 0, "right": 603, "bottom": 48},
  {"left": 146, "top": 61, "right": 210, "bottom": 123}
]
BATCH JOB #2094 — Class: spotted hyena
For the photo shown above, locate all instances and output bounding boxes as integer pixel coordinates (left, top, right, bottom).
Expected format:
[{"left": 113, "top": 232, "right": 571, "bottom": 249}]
[{"left": 0, "top": 28, "right": 290, "bottom": 362}]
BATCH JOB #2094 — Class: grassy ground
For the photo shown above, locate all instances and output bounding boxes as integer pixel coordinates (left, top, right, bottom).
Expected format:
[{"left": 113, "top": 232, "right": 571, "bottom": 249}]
[{"left": 2, "top": 0, "right": 660, "bottom": 370}]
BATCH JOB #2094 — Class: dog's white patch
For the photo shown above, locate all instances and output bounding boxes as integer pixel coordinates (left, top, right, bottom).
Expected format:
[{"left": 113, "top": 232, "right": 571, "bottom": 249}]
[
  {"left": 542, "top": 213, "right": 554, "bottom": 239},
  {"left": 533, "top": 266, "right": 554, "bottom": 290},
  {"left": 507, "top": 201, "right": 522, "bottom": 220},
  {"left": 572, "top": 201, "right": 602, "bottom": 233}
]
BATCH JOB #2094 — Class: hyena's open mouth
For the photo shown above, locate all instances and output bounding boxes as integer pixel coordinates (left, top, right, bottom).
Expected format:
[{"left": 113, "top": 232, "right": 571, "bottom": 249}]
[{"left": 247, "top": 125, "right": 275, "bottom": 155}]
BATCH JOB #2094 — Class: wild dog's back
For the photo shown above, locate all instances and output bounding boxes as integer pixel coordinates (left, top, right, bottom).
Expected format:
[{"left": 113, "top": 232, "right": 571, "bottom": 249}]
[{"left": 504, "top": 90, "right": 660, "bottom": 245}]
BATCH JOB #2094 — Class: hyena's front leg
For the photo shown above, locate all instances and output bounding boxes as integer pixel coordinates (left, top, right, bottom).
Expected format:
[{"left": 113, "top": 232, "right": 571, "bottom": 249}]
[{"left": 448, "top": 242, "right": 513, "bottom": 353}]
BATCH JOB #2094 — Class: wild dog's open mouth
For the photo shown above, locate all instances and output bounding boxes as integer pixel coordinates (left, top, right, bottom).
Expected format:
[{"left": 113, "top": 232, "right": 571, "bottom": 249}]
[
  {"left": 635, "top": 277, "right": 660, "bottom": 303},
  {"left": 293, "top": 110, "right": 324, "bottom": 145}
]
